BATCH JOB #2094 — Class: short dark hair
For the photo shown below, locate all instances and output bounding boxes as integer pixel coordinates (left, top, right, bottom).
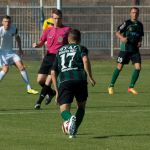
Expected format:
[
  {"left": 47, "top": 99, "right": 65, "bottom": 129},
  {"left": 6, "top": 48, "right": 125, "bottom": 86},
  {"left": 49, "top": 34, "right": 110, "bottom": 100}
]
[
  {"left": 130, "top": 7, "right": 139, "bottom": 12},
  {"left": 69, "top": 29, "right": 81, "bottom": 43},
  {"left": 2, "top": 15, "right": 11, "bottom": 20},
  {"left": 52, "top": 9, "right": 62, "bottom": 18}
]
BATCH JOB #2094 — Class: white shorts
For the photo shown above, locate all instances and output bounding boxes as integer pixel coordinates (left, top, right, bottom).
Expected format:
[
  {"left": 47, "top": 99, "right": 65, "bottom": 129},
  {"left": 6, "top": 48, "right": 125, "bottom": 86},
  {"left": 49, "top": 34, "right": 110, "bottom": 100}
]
[{"left": 0, "top": 50, "right": 21, "bottom": 67}]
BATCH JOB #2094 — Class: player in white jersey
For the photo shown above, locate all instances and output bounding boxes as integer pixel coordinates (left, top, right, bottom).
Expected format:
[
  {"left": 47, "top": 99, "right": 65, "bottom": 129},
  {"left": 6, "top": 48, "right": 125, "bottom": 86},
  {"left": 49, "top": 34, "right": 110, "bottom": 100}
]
[{"left": 0, "top": 15, "right": 38, "bottom": 94}]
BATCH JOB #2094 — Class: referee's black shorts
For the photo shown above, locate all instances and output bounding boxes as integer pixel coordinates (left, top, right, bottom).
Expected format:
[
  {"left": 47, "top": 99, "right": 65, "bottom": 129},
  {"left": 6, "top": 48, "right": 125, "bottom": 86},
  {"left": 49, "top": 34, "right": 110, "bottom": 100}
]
[
  {"left": 58, "top": 80, "right": 88, "bottom": 105},
  {"left": 38, "top": 54, "right": 56, "bottom": 74}
]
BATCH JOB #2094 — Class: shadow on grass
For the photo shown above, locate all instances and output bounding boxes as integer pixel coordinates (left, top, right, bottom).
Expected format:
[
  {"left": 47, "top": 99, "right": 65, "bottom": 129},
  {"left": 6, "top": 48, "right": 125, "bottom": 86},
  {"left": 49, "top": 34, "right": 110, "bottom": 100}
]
[
  {"left": 0, "top": 108, "right": 34, "bottom": 111},
  {"left": 0, "top": 107, "right": 56, "bottom": 112},
  {"left": 93, "top": 133, "right": 150, "bottom": 139},
  {"left": 89, "top": 91, "right": 149, "bottom": 94},
  {"left": 86, "top": 105, "right": 150, "bottom": 109}
]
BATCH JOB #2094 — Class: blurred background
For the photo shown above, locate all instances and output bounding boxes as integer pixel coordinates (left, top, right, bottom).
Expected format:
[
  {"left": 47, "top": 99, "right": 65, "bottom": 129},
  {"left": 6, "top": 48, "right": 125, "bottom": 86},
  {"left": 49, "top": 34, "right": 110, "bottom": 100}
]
[{"left": 0, "top": 0, "right": 149, "bottom": 60}]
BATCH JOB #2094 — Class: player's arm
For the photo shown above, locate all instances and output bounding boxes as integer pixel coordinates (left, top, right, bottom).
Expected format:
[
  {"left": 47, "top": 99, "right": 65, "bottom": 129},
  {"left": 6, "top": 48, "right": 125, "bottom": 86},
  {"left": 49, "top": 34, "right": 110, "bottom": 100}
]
[
  {"left": 51, "top": 70, "right": 58, "bottom": 94},
  {"left": 51, "top": 70, "right": 58, "bottom": 103},
  {"left": 15, "top": 29, "right": 23, "bottom": 56},
  {"left": 116, "top": 21, "right": 128, "bottom": 43},
  {"left": 16, "top": 35, "right": 22, "bottom": 50},
  {"left": 137, "top": 37, "right": 142, "bottom": 47},
  {"left": 138, "top": 23, "right": 144, "bottom": 47},
  {"left": 33, "top": 28, "right": 49, "bottom": 48},
  {"left": 82, "top": 55, "right": 96, "bottom": 86},
  {"left": 32, "top": 41, "right": 45, "bottom": 48},
  {"left": 116, "top": 32, "right": 128, "bottom": 43}
]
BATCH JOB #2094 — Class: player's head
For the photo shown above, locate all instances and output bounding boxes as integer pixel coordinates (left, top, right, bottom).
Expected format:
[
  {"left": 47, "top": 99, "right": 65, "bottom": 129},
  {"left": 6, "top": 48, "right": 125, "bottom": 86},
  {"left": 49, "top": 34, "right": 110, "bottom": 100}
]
[
  {"left": 68, "top": 29, "right": 81, "bottom": 44},
  {"left": 130, "top": 7, "right": 139, "bottom": 21},
  {"left": 2, "top": 15, "right": 11, "bottom": 30},
  {"left": 52, "top": 9, "right": 62, "bottom": 27}
]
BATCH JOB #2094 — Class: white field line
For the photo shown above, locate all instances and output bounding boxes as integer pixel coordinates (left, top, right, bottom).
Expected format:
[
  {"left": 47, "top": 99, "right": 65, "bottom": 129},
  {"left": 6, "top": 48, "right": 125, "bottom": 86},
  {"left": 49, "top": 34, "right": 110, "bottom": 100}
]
[
  {"left": 0, "top": 109, "right": 150, "bottom": 115},
  {"left": 99, "top": 100, "right": 139, "bottom": 104},
  {"left": 0, "top": 111, "right": 51, "bottom": 115}
]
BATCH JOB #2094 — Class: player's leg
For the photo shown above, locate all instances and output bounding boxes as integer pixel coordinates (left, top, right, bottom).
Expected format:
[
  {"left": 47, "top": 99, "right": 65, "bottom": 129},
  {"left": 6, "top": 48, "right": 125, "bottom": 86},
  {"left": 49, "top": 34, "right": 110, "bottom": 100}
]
[
  {"left": 35, "top": 74, "right": 49, "bottom": 109},
  {"left": 75, "top": 81, "right": 87, "bottom": 134},
  {"left": 58, "top": 81, "right": 76, "bottom": 138},
  {"left": 14, "top": 56, "right": 38, "bottom": 94},
  {"left": 37, "top": 74, "right": 47, "bottom": 87},
  {"left": 60, "top": 104, "right": 76, "bottom": 138},
  {"left": 75, "top": 101, "right": 86, "bottom": 134},
  {"left": 108, "top": 51, "right": 128, "bottom": 94},
  {"left": 59, "top": 82, "right": 73, "bottom": 121},
  {"left": 60, "top": 104, "right": 72, "bottom": 121},
  {"left": 35, "top": 75, "right": 55, "bottom": 109},
  {"left": 37, "top": 54, "right": 50, "bottom": 86},
  {"left": 0, "top": 65, "right": 9, "bottom": 80},
  {"left": 128, "top": 53, "right": 141, "bottom": 94},
  {"left": 110, "top": 63, "right": 123, "bottom": 87},
  {"left": 42, "top": 54, "right": 56, "bottom": 101},
  {"left": 129, "top": 63, "right": 141, "bottom": 88},
  {"left": 0, "top": 53, "right": 9, "bottom": 80},
  {"left": 108, "top": 63, "right": 123, "bottom": 95},
  {"left": 44, "top": 75, "right": 56, "bottom": 105},
  {"left": 36, "top": 54, "right": 55, "bottom": 106}
]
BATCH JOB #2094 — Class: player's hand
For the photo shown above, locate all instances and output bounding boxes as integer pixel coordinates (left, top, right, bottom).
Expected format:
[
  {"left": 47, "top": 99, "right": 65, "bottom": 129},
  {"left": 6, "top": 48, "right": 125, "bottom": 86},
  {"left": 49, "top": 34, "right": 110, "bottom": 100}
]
[
  {"left": 18, "top": 50, "right": 24, "bottom": 58},
  {"left": 32, "top": 42, "right": 37, "bottom": 48},
  {"left": 55, "top": 90, "right": 59, "bottom": 104},
  {"left": 120, "top": 37, "right": 128, "bottom": 43},
  {"left": 89, "top": 78, "right": 96, "bottom": 87},
  {"left": 137, "top": 42, "right": 142, "bottom": 47}
]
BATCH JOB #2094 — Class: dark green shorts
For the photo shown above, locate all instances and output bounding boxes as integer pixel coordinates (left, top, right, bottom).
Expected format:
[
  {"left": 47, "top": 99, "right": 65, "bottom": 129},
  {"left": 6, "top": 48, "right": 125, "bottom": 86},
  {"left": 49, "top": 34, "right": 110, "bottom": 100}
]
[
  {"left": 58, "top": 80, "right": 88, "bottom": 105},
  {"left": 117, "top": 51, "right": 141, "bottom": 64}
]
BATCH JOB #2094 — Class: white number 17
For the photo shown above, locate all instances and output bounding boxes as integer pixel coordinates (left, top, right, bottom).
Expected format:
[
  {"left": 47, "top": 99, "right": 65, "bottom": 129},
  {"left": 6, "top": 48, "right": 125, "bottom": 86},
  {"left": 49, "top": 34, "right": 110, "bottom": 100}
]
[{"left": 60, "top": 52, "right": 76, "bottom": 70}]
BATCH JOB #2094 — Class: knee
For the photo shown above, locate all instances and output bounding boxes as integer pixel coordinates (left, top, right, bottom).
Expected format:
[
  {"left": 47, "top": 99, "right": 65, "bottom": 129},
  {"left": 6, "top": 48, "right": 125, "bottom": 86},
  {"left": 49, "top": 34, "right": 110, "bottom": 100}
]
[
  {"left": 134, "top": 63, "right": 141, "bottom": 70},
  {"left": 137, "top": 68, "right": 141, "bottom": 72},
  {"left": 135, "top": 66, "right": 141, "bottom": 71},
  {"left": 2, "top": 65, "right": 9, "bottom": 73},
  {"left": 117, "top": 64, "right": 123, "bottom": 71},
  {"left": 18, "top": 65, "right": 25, "bottom": 71},
  {"left": 37, "top": 75, "right": 47, "bottom": 86},
  {"left": 77, "top": 101, "right": 86, "bottom": 109},
  {"left": 37, "top": 78, "right": 45, "bottom": 87}
]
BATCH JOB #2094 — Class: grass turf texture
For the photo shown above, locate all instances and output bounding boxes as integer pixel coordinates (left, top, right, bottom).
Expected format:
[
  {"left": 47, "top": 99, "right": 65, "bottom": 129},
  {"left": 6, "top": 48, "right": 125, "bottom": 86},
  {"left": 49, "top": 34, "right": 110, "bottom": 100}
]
[{"left": 0, "top": 60, "right": 150, "bottom": 150}]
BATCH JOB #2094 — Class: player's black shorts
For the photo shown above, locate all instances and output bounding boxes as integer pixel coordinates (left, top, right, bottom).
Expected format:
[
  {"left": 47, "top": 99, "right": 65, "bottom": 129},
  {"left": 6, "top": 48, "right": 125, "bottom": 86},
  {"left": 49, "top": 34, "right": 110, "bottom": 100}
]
[
  {"left": 38, "top": 54, "right": 56, "bottom": 74},
  {"left": 58, "top": 80, "right": 88, "bottom": 105},
  {"left": 117, "top": 51, "right": 141, "bottom": 64}
]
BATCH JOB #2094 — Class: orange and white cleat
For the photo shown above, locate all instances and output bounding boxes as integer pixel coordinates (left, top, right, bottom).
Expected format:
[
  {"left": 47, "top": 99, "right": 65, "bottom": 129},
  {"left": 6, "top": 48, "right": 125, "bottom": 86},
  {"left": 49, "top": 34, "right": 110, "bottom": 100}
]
[{"left": 128, "top": 88, "right": 138, "bottom": 95}]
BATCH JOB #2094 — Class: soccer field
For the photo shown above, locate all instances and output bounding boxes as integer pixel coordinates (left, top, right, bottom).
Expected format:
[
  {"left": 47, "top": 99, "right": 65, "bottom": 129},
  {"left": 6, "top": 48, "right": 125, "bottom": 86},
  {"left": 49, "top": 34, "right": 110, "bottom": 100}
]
[{"left": 0, "top": 60, "right": 150, "bottom": 150}]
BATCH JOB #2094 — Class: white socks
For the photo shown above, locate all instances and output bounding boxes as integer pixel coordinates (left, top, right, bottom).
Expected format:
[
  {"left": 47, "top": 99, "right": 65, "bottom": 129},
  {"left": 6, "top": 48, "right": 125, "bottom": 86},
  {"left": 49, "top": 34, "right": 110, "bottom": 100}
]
[
  {"left": 20, "top": 70, "right": 31, "bottom": 90},
  {"left": 0, "top": 70, "right": 6, "bottom": 80}
]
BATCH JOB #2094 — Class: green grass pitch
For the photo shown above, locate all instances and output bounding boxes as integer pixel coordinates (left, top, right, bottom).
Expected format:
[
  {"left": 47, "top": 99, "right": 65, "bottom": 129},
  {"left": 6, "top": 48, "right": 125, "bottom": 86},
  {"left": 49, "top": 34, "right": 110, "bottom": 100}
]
[{"left": 0, "top": 60, "right": 150, "bottom": 150}]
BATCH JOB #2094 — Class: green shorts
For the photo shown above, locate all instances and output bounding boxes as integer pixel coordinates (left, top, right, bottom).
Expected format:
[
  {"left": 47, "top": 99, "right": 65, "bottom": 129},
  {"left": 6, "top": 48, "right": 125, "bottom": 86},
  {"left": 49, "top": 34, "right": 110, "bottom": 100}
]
[
  {"left": 117, "top": 51, "right": 141, "bottom": 64},
  {"left": 58, "top": 80, "right": 88, "bottom": 105}
]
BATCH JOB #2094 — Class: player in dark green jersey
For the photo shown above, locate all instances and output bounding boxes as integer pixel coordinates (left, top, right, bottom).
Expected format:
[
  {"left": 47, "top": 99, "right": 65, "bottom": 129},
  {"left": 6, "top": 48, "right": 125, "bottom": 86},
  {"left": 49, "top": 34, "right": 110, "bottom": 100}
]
[
  {"left": 108, "top": 7, "right": 144, "bottom": 95},
  {"left": 51, "top": 29, "right": 96, "bottom": 138}
]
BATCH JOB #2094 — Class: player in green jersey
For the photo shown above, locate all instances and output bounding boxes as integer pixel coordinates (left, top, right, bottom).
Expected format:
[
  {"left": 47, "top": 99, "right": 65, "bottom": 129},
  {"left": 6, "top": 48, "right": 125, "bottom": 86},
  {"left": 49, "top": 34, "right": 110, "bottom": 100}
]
[
  {"left": 51, "top": 29, "right": 96, "bottom": 138},
  {"left": 108, "top": 7, "right": 144, "bottom": 95}
]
